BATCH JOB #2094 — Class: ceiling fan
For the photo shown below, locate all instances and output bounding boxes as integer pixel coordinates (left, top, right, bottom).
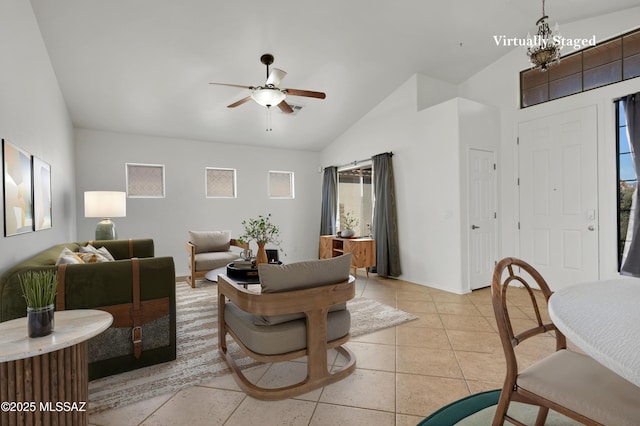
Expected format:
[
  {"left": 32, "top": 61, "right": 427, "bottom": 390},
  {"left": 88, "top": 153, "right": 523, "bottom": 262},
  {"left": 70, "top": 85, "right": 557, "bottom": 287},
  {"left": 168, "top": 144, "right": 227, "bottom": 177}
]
[{"left": 209, "top": 53, "right": 326, "bottom": 114}]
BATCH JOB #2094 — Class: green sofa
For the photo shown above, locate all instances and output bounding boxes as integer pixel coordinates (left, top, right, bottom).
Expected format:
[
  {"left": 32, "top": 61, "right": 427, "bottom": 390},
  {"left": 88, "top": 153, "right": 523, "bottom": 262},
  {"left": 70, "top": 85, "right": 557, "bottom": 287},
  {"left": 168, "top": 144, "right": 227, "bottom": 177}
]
[{"left": 0, "top": 239, "right": 176, "bottom": 380}]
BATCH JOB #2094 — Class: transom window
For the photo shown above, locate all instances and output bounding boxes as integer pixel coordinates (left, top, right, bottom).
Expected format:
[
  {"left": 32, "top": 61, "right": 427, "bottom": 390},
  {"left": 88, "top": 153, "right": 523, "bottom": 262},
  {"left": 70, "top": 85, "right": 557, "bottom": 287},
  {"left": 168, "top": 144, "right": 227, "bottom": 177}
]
[{"left": 522, "top": 28, "right": 640, "bottom": 108}]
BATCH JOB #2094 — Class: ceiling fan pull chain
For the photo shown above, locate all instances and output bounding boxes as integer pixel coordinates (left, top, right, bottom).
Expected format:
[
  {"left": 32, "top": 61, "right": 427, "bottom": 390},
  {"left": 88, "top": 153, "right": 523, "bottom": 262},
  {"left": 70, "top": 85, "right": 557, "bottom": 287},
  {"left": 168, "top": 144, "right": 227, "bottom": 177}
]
[{"left": 266, "top": 106, "right": 272, "bottom": 132}]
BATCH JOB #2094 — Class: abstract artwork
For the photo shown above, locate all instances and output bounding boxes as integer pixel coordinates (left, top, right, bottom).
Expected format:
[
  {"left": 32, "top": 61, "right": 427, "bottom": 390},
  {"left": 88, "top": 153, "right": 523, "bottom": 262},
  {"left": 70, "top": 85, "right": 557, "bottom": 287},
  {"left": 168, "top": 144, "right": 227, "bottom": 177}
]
[
  {"left": 33, "top": 156, "right": 52, "bottom": 231},
  {"left": 2, "top": 139, "right": 33, "bottom": 236}
]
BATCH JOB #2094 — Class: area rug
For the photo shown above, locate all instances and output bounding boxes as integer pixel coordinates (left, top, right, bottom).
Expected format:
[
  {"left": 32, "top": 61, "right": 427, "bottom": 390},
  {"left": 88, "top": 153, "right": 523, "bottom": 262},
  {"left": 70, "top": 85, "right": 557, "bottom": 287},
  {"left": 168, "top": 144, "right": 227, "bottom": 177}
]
[
  {"left": 88, "top": 279, "right": 417, "bottom": 413},
  {"left": 418, "top": 390, "right": 580, "bottom": 425}
]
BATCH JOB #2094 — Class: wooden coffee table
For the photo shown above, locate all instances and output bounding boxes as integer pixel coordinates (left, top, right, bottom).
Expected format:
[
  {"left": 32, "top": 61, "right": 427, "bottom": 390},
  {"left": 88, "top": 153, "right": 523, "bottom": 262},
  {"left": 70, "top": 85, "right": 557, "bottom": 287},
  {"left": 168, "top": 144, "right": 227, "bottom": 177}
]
[
  {"left": 205, "top": 263, "right": 261, "bottom": 287},
  {"left": 204, "top": 266, "right": 228, "bottom": 282}
]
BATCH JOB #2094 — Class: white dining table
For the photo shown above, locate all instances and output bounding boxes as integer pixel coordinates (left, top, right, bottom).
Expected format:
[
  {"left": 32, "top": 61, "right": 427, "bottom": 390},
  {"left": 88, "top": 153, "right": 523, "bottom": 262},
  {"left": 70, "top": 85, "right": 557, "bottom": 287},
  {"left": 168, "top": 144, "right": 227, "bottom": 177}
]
[{"left": 548, "top": 278, "right": 640, "bottom": 387}]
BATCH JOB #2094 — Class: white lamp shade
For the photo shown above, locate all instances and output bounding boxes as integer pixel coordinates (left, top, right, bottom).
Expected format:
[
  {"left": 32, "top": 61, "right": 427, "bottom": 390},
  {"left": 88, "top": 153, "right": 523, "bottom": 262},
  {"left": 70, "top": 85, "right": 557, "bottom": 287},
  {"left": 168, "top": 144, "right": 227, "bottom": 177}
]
[
  {"left": 251, "top": 88, "right": 286, "bottom": 107},
  {"left": 84, "top": 191, "right": 126, "bottom": 218}
]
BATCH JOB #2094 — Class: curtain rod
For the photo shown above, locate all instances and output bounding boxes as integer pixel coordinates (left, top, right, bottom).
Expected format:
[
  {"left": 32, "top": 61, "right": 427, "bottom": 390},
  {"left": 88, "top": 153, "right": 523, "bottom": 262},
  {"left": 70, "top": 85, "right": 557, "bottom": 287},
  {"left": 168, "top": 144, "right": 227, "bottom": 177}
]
[
  {"left": 322, "top": 151, "right": 394, "bottom": 172},
  {"left": 613, "top": 92, "right": 639, "bottom": 102}
]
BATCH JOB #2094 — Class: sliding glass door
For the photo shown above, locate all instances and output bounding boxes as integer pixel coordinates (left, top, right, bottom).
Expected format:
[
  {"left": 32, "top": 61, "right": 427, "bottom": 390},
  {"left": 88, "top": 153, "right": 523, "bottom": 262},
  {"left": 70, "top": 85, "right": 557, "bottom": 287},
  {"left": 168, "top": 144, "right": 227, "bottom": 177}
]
[{"left": 338, "top": 164, "right": 373, "bottom": 237}]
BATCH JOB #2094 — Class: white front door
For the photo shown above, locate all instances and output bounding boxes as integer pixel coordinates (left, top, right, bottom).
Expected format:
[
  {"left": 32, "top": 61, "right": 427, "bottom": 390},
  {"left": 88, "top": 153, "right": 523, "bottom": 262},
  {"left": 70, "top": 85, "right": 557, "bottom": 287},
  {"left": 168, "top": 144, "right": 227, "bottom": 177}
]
[
  {"left": 469, "top": 148, "right": 497, "bottom": 290},
  {"left": 518, "top": 105, "right": 599, "bottom": 290}
]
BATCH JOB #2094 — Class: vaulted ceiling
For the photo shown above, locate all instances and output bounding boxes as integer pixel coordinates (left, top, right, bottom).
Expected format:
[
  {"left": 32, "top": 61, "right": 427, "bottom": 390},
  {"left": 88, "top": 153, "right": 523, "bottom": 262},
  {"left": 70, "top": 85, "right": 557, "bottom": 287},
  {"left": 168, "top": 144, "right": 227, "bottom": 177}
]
[{"left": 30, "top": 0, "right": 640, "bottom": 151}]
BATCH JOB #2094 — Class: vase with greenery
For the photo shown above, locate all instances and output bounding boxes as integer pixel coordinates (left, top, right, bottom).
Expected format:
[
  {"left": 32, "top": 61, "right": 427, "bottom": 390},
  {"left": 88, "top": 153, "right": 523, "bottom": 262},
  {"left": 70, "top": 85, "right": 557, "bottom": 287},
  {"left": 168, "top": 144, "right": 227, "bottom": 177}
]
[
  {"left": 341, "top": 211, "right": 359, "bottom": 238},
  {"left": 19, "top": 270, "right": 57, "bottom": 338},
  {"left": 238, "top": 214, "right": 282, "bottom": 266}
]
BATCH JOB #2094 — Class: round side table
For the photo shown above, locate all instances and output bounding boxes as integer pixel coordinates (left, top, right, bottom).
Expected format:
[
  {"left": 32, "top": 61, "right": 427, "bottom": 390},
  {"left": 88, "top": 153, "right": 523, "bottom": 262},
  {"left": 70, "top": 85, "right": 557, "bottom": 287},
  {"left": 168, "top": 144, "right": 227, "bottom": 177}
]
[{"left": 0, "top": 309, "right": 113, "bottom": 425}]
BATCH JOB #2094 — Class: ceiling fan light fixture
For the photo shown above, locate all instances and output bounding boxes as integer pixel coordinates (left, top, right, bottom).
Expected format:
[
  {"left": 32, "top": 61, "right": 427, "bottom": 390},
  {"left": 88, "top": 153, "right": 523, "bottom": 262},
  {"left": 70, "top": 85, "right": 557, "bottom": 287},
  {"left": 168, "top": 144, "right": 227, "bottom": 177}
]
[{"left": 251, "top": 87, "right": 286, "bottom": 107}]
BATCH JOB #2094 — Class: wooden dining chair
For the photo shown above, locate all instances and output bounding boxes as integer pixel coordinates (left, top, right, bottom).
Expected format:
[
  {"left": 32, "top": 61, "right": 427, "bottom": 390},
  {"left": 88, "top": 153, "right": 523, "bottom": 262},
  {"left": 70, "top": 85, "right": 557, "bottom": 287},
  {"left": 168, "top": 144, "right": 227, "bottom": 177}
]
[
  {"left": 491, "top": 257, "right": 640, "bottom": 426},
  {"left": 217, "top": 254, "right": 357, "bottom": 400}
]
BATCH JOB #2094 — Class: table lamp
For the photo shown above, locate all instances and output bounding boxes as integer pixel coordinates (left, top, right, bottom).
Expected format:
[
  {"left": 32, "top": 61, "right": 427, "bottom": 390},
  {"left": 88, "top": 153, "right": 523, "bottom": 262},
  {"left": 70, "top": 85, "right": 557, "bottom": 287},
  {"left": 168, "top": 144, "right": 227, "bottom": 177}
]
[{"left": 84, "top": 191, "right": 126, "bottom": 240}]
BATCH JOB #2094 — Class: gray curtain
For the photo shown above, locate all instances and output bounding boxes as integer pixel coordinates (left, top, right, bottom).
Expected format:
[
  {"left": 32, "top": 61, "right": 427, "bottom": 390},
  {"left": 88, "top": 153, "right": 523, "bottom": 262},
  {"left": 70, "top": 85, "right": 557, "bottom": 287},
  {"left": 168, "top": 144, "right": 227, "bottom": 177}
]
[
  {"left": 320, "top": 166, "right": 337, "bottom": 236},
  {"left": 621, "top": 93, "right": 640, "bottom": 276},
  {"left": 372, "top": 153, "right": 401, "bottom": 277}
]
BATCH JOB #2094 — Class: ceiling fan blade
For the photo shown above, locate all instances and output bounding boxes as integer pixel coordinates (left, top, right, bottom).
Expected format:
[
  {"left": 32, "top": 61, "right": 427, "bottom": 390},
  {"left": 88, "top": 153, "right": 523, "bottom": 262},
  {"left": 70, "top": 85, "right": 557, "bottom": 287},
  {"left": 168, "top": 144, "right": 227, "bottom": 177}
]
[
  {"left": 278, "top": 100, "right": 294, "bottom": 114},
  {"left": 284, "top": 88, "right": 326, "bottom": 99},
  {"left": 266, "top": 68, "right": 287, "bottom": 87},
  {"left": 209, "top": 82, "right": 254, "bottom": 90},
  {"left": 227, "top": 96, "right": 252, "bottom": 108}
]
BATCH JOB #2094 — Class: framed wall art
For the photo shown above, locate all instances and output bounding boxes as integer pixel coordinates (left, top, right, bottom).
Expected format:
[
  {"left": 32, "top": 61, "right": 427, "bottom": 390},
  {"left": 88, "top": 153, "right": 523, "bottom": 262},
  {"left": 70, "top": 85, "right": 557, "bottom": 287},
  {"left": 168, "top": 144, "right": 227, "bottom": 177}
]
[
  {"left": 2, "top": 139, "right": 34, "bottom": 236},
  {"left": 32, "top": 156, "right": 52, "bottom": 231}
]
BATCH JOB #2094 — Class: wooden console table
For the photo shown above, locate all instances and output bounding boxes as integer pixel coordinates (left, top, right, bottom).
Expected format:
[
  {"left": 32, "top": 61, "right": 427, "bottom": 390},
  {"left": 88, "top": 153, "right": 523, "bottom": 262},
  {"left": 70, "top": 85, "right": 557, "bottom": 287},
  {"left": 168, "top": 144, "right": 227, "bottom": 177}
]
[
  {"left": 0, "top": 309, "right": 113, "bottom": 426},
  {"left": 319, "top": 235, "right": 376, "bottom": 276}
]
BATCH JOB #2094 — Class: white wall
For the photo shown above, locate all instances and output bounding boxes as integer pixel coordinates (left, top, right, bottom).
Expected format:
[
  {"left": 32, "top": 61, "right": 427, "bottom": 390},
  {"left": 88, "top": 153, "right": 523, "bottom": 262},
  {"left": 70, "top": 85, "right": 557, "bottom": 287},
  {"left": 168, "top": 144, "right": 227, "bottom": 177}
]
[
  {"left": 322, "top": 8, "right": 640, "bottom": 292},
  {"left": 415, "top": 99, "right": 462, "bottom": 291},
  {"left": 458, "top": 99, "right": 500, "bottom": 292},
  {"left": 458, "top": 6, "right": 640, "bottom": 280},
  {"left": 321, "top": 76, "right": 499, "bottom": 293},
  {"left": 417, "top": 74, "right": 458, "bottom": 111},
  {"left": 0, "top": 0, "right": 75, "bottom": 273},
  {"left": 74, "top": 129, "right": 322, "bottom": 276}
]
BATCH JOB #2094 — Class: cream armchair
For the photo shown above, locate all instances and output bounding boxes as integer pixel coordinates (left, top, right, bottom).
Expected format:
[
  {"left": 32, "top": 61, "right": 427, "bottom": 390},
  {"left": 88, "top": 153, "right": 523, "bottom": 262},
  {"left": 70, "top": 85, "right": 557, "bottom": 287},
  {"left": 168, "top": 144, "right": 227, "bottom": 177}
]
[
  {"left": 186, "top": 230, "right": 248, "bottom": 288},
  {"left": 218, "top": 254, "right": 356, "bottom": 400}
]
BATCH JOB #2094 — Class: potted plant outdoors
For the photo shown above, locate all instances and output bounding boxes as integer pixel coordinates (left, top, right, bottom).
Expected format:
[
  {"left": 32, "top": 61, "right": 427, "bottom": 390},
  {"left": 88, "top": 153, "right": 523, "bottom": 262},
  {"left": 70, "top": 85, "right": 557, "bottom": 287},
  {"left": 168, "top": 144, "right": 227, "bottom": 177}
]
[
  {"left": 19, "top": 270, "right": 58, "bottom": 338},
  {"left": 238, "top": 214, "right": 283, "bottom": 266},
  {"left": 341, "top": 211, "right": 359, "bottom": 238}
]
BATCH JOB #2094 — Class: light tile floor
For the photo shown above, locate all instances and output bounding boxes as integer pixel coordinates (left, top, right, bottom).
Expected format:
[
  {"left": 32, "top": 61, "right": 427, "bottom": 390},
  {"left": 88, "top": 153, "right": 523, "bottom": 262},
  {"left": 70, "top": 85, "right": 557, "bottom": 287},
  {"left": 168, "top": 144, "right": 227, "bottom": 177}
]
[{"left": 89, "top": 273, "right": 562, "bottom": 426}]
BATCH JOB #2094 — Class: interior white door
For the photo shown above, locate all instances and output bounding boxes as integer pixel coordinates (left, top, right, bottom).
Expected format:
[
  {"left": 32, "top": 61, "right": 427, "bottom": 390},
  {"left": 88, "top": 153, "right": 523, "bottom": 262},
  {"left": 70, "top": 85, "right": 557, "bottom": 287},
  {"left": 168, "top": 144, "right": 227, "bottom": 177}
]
[
  {"left": 469, "top": 148, "right": 497, "bottom": 290},
  {"left": 518, "top": 105, "right": 599, "bottom": 290}
]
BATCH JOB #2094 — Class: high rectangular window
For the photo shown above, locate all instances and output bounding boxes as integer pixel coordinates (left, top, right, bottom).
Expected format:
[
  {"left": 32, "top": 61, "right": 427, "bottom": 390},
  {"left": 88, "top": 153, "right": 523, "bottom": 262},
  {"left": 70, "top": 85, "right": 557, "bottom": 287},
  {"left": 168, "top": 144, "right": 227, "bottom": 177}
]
[
  {"left": 126, "top": 163, "right": 165, "bottom": 198},
  {"left": 206, "top": 168, "right": 236, "bottom": 198},
  {"left": 268, "top": 171, "right": 294, "bottom": 199}
]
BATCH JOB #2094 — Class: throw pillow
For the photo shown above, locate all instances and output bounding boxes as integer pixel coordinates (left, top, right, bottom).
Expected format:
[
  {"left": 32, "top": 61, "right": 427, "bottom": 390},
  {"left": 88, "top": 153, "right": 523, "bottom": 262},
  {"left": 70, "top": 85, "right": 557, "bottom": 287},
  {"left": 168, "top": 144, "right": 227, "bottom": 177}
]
[
  {"left": 253, "top": 254, "right": 352, "bottom": 326},
  {"left": 77, "top": 251, "right": 110, "bottom": 263},
  {"left": 55, "top": 247, "right": 85, "bottom": 265},
  {"left": 259, "top": 253, "right": 352, "bottom": 293},
  {"left": 80, "top": 244, "right": 115, "bottom": 261},
  {"left": 189, "top": 230, "right": 231, "bottom": 254}
]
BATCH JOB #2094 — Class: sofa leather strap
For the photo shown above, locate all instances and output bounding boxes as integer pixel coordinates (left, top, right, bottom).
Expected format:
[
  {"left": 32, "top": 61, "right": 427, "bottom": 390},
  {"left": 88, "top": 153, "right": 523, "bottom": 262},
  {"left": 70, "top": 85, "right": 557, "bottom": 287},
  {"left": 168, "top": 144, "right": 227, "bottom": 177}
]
[
  {"left": 131, "top": 257, "right": 143, "bottom": 358},
  {"left": 99, "top": 298, "right": 169, "bottom": 327},
  {"left": 129, "top": 239, "right": 134, "bottom": 258},
  {"left": 56, "top": 264, "right": 68, "bottom": 311},
  {"left": 53, "top": 256, "right": 163, "bottom": 360}
]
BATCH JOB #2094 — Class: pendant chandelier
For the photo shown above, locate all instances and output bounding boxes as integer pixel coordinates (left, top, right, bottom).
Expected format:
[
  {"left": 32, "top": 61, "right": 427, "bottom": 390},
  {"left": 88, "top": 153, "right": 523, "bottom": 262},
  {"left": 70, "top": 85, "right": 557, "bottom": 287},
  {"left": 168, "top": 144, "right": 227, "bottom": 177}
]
[{"left": 527, "top": 0, "right": 561, "bottom": 71}]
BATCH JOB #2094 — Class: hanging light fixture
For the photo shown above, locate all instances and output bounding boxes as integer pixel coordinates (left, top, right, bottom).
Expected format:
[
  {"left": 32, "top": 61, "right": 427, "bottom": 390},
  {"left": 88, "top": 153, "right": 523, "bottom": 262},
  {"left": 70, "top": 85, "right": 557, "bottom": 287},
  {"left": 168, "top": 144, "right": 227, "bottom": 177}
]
[
  {"left": 250, "top": 86, "right": 287, "bottom": 131},
  {"left": 527, "top": 0, "right": 562, "bottom": 71},
  {"left": 250, "top": 87, "right": 286, "bottom": 107}
]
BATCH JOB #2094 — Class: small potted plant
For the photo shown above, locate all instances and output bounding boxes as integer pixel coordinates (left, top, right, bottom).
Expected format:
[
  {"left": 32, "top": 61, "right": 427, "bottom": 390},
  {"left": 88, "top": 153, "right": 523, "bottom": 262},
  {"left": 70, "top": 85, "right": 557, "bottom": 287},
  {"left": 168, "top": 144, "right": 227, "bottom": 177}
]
[
  {"left": 19, "top": 270, "right": 57, "bottom": 338},
  {"left": 238, "top": 214, "right": 283, "bottom": 266},
  {"left": 341, "top": 211, "right": 359, "bottom": 238}
]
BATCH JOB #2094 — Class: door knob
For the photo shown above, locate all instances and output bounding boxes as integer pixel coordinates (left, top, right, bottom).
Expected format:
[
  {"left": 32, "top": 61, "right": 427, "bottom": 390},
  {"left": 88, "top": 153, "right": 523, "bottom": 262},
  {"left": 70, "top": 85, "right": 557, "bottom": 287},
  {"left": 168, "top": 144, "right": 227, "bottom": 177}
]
[
  {"left": 588, "top": 225, "right": 595, "bottom": 231},
  {"left": 471, "top": 225, "right": 480, "bottom": 230}
]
